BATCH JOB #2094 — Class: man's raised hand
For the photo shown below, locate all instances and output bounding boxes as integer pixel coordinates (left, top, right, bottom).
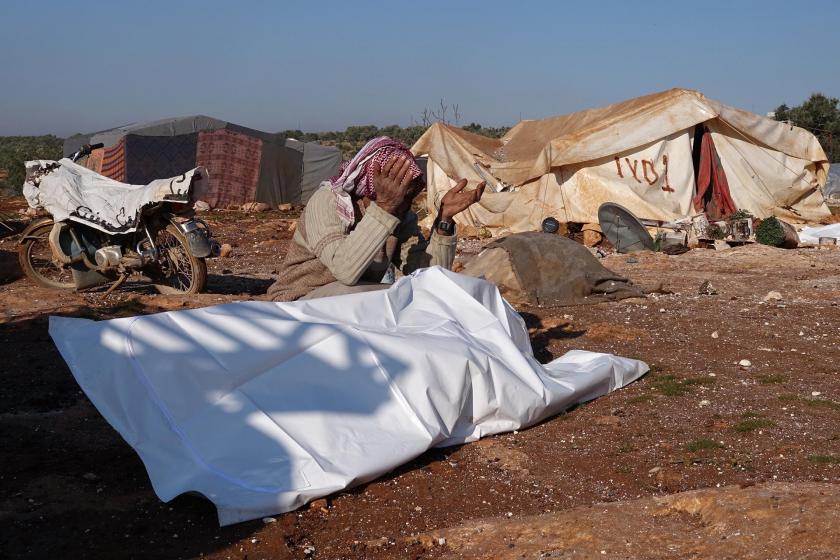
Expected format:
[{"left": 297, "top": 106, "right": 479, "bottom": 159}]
[{"left": 440, "top": 179, "right": 486, "bottom": 220}]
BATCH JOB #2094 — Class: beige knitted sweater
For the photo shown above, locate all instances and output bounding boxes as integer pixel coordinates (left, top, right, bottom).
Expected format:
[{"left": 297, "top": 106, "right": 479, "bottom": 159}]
[{"left": 267, "top": 185, "right": 457, "bottom": 301}]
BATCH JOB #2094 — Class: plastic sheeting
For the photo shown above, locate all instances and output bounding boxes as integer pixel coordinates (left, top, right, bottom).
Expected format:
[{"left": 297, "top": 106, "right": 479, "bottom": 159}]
[
  {"left": 798, "top": 223, "right": 840, "bottom": 245},
  {"left": 49, "top": 267, "right": 647, "bottom": 526},
  {"left": 23, "top": 158, "right": 207, "bottom": 234}
]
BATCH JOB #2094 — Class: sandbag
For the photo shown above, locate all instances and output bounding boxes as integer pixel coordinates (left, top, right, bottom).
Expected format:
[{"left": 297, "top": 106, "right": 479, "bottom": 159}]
[{"left": 463, "top": 232, "right": 644, "bottom": 306}]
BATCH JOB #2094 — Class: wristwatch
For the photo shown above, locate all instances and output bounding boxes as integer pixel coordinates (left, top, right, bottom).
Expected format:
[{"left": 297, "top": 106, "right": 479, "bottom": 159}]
[{"left": 436, "top": 218, "right": 455, "bottom": 235}]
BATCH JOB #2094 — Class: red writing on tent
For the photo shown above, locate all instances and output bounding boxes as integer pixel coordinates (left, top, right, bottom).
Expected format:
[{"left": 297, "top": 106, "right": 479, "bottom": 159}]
[{"left": 614, "top": 155, "right": 674, "bottom": 192}]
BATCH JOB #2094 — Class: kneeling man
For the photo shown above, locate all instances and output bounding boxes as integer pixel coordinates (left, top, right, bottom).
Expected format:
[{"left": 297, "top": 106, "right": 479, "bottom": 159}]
[{"left": 267, "top": 137, "right": 484, "bottom": 301}]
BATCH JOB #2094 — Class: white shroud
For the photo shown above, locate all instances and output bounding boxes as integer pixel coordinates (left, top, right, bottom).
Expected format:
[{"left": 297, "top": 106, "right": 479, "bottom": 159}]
[{"left": 49, "top": 267, "right": 647, "bottom": 525}]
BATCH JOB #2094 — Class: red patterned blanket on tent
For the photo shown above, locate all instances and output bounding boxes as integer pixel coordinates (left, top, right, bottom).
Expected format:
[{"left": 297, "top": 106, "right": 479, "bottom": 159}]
[
  {"left": 196, "top": 129, "right": 262, "bottom": 208},
  {"left": 100, "top": 140, "right": 126, "bottom": 183}
]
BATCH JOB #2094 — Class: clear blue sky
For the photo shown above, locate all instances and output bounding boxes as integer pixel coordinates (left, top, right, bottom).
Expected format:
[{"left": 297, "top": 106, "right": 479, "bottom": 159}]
[{"left": 1, "top": 0, "right": 837, "bottom": 137}]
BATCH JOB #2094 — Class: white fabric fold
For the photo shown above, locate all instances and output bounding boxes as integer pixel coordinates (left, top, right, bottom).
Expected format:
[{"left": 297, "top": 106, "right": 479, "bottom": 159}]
[
  {"left": 798, "top": 223, "right": 840, "bottom": 245},
  {"left": 23, "top": 158, "right": 207, "bottom": 233},
  {"left": 49, "top": 267, "right": 647, "bottom": 525}
]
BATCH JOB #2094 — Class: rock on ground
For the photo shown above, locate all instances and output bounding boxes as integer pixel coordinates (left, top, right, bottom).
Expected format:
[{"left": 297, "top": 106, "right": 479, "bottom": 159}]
[{"left": 241, "top": 202, "right": 271, "bottom": 212}]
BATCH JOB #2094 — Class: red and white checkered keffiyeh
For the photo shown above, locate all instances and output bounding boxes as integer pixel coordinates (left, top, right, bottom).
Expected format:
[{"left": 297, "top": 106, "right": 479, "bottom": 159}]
[{"left": 329, "top": 136, "right": 423, "bottom": 225}]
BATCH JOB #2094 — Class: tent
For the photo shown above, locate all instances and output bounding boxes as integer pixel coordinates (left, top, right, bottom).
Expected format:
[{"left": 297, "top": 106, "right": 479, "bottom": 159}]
[
  {"left": 825, "top": 165, "right": 840, "bottom": 201},
  {"left": 64, "top": 116, "right": 341, "bottom": 208},
  {"left": 412, "top": 89, "right": 831, "bottom": 232}
]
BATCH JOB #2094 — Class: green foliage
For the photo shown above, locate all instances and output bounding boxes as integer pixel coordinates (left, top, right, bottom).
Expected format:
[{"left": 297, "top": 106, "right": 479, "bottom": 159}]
[
  {"left": 653, "top": 231, "right": 667, "bottom": 251},
  {"left": 652, "top": 375, "right": 689, "bottom": 396},
  {"left": 779, "top": 394, "right": 840, "bottom": 412},
  {"left": 755, "top": 216, "right": 785, "bottom": 246},
  {"left": 685, "top": 439, "right": 723, "bottom": 452},
  {"left": 756, "top": 373, "right": 787, "bottom": 385},
  {"left": 729, "top": 209, "right": 754, "bottom": 221},
  {"left": 808, "top": 454, "right": 840, "bottom": 464},
  {"left": 802, "top": 399, "right": 840, "bottom": 412},
  {"left": 733, "top": 417, "right": 775, "bottom": 433},
  {"left": 278, "top": 123, "right": 510, "bottom": 160},
  {"left": 0, "top": 135, "right": 63, "bottom": 193},
  {"left": 774, "top": 93, "right": 840, "bottom": 161},
  {"left": 682, "top": 376, "right": 716, "bottom": 386},
  {"left": 461, "top": 122, "right": 511, "bottom": 139},
  {"left": 651, "top": 374, "right": 714, "bottom": 397}
]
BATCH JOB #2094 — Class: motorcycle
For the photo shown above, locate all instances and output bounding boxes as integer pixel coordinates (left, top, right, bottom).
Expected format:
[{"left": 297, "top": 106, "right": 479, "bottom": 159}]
[{"left": 18, "top": 143, "right": 219, "bottom": 294}]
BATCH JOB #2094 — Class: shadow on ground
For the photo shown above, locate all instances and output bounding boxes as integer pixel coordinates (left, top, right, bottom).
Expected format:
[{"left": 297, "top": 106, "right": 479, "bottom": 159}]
[
  {"left": 207, "top": 274, "right": 274, "bottom": 296},
  {"left": 519, "top": 311, "right": 586, "bottom": 363}
]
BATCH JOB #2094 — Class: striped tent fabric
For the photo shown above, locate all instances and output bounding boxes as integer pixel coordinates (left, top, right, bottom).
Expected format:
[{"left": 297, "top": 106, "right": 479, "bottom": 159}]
[{"left": 100, "top": 139, "right": 126, "bottom": 183}]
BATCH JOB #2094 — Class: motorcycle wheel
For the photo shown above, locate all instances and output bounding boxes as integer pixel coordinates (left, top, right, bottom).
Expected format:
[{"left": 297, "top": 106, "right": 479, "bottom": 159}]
[
  {"left": 148, "top": 223, "right": 207, "bottom": 294},
  {"left": 18, "top": 220, "right": 75, "bottom": 290}
]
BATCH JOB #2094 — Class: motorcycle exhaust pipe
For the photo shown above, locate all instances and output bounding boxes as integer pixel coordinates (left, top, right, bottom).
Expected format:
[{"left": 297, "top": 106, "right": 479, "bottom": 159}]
[{"left": 175, "top": 219, "right": 213, "bottom": 258}]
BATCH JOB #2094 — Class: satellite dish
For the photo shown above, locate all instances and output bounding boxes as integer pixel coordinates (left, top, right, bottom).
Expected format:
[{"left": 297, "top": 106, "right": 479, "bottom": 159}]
[{"left": 597, "top": 203, "right": 655, "bottom": 253}]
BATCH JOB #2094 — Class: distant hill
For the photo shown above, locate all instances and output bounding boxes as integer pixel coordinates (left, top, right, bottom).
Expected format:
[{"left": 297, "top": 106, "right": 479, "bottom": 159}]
[{"left": 279, "top": 123, "right": 510, "bottom": 160}]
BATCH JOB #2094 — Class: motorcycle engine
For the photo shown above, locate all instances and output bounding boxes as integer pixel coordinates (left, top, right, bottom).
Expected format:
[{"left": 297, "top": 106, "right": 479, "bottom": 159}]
[{"left": 94, "top": 245, "right": 123, "bottom": 268}]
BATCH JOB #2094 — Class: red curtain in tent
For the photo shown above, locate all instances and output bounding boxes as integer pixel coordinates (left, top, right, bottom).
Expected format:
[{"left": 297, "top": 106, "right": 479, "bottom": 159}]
[{"left": 693, "top": 130, "right": 737, "bottom": 220}]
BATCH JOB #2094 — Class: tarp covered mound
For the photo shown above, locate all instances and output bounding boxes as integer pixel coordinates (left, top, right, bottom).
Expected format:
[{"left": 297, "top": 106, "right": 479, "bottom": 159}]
[
  {"left": 412, "top": 89, "right": 831, "bottom": 232},
  {"left": 463, "top": 232, "right": 644, "bottom": 306},
  {"left": 49, "top": 267, "right": 647, "bottom": 526},
  {"left": 64, "top": 116, "right": 341, "bottom": 208}
]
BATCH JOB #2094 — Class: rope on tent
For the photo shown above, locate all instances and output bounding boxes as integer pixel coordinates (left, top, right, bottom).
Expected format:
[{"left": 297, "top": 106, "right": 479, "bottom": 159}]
[
  {"left": 525, "top": 166, "right": 571, "bottom": 226},
  {"left": 557, "top": 167, "right": 572, "bottom": 223}
]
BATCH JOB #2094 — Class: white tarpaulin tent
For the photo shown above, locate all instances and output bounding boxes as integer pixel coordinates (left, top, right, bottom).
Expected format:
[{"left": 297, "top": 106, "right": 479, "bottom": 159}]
[
  {"left": 49, "top": 267, "right": 647, "bottom": 525},
  {"left": 412, "top": 89, "right": 831, "bottom": 232},
  {"left": 798, "top": 223, "right": 840, "bottom": 244}
]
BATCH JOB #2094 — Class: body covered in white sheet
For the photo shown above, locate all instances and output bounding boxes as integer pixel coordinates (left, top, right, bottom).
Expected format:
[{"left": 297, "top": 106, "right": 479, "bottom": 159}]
[{"left": 50, "top": 267, "right": 647, "bottom": 525}]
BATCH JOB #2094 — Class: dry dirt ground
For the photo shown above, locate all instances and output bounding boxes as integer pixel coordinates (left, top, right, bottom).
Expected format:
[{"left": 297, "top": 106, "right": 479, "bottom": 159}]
[{"left": 1, "top": 198, "right": 839, "bottom": 559}]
